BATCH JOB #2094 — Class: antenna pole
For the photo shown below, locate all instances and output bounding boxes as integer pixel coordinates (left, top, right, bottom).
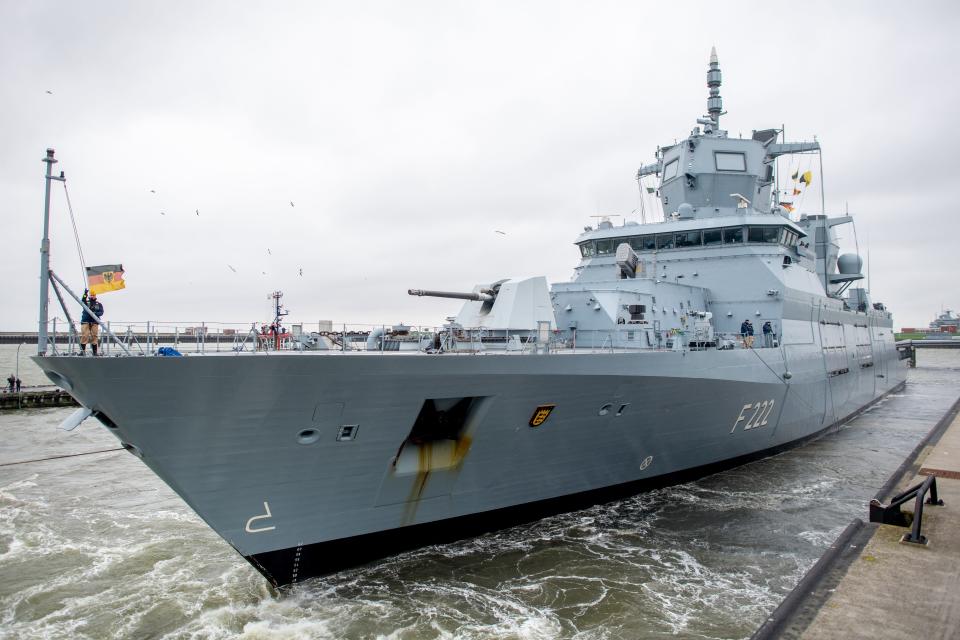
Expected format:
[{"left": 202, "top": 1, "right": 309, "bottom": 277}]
[
  {"left": 818, "top": 148, "right": 825, "bottom": 214},
  {"left": 38, "top": 148, "right": 58, "bottom": 356}
]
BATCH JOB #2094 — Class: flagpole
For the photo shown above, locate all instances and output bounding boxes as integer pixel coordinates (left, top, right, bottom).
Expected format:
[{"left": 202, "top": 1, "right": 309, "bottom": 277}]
[
  {"left": 818, "top": 148, "right": 825, "bottom": 214},
  {"left": 38, "top": 149, "right": 58, "bottom": 356}
]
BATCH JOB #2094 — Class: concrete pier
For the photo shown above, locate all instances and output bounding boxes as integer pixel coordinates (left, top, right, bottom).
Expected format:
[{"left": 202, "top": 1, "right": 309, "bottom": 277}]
[
  {"left": 0, "top": 386, "right": 78, "bottom": 410},
  {"left": 753, "top": 396, "right": 960, "bottom": 639}
]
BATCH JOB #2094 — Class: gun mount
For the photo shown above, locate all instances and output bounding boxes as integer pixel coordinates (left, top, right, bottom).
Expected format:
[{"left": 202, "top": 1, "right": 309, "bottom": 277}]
[{"left": 408, "top": 289, "right": 496, "bottom": 302}]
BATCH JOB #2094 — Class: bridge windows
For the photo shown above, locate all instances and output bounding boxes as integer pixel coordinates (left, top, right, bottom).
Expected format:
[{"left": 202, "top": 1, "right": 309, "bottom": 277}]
[
  {"left": 675, "top": 230, "right": 702, "bottom": 247},
  {"left": 748, "top": 226, "right": 780, "bottom": 243},
  {"left": 656, "top": 233, "right": 675, "bottom": 250},
  {"left": 577, "top": 224, "right": 802, "bottom": 257},
  {"left": 703, "top": 229, "right": 722, "bottom": 245},
  {"left": 723, "top": 226, "right": 744, "bottom": 244},
  {"left": 596, "top": 239, "right": 615, "bottom": 255}
]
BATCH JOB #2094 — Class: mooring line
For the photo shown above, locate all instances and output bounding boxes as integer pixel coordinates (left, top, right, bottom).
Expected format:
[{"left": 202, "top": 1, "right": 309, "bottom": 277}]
[{"left": 0, "top": 447, "right": 124, "bottom": 467}]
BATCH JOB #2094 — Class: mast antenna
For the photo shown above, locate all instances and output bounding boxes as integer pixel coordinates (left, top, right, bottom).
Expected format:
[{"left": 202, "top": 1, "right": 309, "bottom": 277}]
[{"left": 706, "top": 46, "right": 723, "bottom": 131}]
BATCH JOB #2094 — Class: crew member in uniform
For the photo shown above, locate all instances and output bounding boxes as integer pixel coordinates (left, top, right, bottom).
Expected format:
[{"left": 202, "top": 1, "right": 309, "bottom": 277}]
[
  {"left": 762, "top": 321, "right": 774, "bottom": 348},
  {"left": 80, "top": 290, "right": 104, "bottom": 356}
]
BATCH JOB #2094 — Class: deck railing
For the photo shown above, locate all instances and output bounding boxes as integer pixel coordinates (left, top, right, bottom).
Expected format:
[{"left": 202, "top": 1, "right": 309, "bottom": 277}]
[{"left": 37, "top": 319, "right": 779, "bottom": 357}]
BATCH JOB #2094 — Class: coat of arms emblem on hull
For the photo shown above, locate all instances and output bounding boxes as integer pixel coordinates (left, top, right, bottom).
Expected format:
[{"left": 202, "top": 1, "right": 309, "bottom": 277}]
[{"left": 529, "top": 404, "right": 556, "bottom": 427}]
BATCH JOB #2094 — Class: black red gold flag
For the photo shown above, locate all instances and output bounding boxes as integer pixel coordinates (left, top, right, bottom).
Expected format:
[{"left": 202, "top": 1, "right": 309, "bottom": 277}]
[{"left": 86, "top": 264, "right": 126, "bottom": 295}]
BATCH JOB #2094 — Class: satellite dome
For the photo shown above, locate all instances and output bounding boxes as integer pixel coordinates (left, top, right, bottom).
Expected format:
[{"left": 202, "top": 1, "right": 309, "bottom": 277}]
[{"left": 837, "top": 253, "right": 863, "bottom": 275}]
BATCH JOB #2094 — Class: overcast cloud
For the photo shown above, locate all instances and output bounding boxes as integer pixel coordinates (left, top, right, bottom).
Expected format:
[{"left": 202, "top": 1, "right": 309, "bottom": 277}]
[{"left": 2, "top": 1, "right": 957, "bottom": 332}]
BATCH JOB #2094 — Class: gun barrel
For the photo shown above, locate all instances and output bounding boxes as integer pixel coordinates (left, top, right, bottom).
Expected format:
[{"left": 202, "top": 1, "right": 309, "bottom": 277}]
[{"left": 408, "top": 289, "right": 494, "bottom": 302}]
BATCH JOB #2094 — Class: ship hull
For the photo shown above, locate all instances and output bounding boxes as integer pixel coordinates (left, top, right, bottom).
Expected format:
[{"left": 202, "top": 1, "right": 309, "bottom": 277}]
[{"left": 35, "top": 343, "right": 907, "bottom": 586}]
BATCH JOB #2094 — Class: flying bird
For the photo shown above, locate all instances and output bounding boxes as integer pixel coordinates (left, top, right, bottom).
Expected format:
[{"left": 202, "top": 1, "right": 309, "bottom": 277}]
[
  {"left": 290, "top": 201, "right": 295, "bottom": 207},
  {"left": 160, "top": 211, "right": 166, "bottom": 216},
  {"left": 45, "top": 90, "right": 53, "bottom": 95},
  {"left": 261, "top": 271, "right": 267, "bottom": 275},
  {"left": 150, "top": 189, "right": 156, "bottom": 194},
  {"left": 494, "top": 230, "right": 506, "bottom": 235},
  {"left": 227, "top": 265, "right": 237, "bottom": 273},
  {"left": 196, "top": 209, "right": 200, "bottom": 216},
  {"left": 267, "top": 248, "right": 272, "bottom": 255},
  {"left": 298, "top": 268, "right": 303, "bottom": 277}
]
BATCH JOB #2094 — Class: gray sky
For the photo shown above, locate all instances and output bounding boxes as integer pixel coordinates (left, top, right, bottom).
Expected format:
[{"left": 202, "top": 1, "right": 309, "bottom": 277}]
[{"left": 3, "top": 1, "right": 957, "bottom": 332}]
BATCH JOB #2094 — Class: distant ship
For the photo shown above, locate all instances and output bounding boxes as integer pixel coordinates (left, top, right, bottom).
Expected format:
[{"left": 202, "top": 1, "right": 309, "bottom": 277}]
[
  {"left": 35, "top": 49, "right": 908, "bottom": 587},
  {"left": 928, "top": 309, "right": 959, "bottom": 334}
]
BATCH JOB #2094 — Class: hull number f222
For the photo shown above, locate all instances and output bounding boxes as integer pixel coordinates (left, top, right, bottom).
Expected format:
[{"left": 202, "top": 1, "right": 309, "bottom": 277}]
[{"left": 730, "top": 400, "right": 775, "bottom": 434}]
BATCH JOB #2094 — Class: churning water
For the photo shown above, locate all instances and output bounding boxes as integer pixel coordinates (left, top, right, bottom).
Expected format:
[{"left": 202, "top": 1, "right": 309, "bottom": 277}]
[{"left": 1, "top": 349, "right": 958, "bottom": 639}]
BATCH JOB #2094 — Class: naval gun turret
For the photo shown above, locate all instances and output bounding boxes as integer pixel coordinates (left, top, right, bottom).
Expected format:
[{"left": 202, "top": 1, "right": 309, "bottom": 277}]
[{"left": 409, "top": 277, "right": 556, "bottom": 333}]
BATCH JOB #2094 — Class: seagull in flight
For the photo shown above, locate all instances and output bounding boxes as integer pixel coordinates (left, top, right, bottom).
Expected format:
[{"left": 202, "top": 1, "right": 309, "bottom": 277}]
[
  {"left": 290, "top": 201, "right": 295, "bottom": 207},
  {"left": 196, "top": 209, "right": 200, "bottom": 216},
  {"left": 150, "top": 189, "right": 156, "bottom": 194},
  {"left": 298, "top": 267, "right": 303, "bottom": 276},
  {"left": 45, "top": 90, "right": 53, "bottom": 95},
  {"left": 267, "top": 248, "right": 272, "bottom": 255},
  {"left": 494, "top": 230, "right": 506, "bottom": 235},
  {"left": 160, "top": 211, "right": 166, "bottom": 216},
  {"left": 227, "top": 265, "right": 237, "bottom": 273}
]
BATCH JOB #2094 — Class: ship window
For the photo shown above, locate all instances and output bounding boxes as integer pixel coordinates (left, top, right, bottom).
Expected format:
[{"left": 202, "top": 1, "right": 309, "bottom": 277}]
[
  {"left": 662, "top": 159, "right": 680, "bottom": 182},
  {"left": 596, "top": 239, "right": 615, "bottom": 255},
  {"left": 675, "top": 231, "right": 701, "bottom": 247},
  {"left": 703, "top": 229, "right": 722, "bottom": 245},
  {"left": 641, "top": 235, "right": 656, "bottom": 250},
  {"left": 628, "top": 236, "right": 644, "bottom": 251},
  {"left": 656, "top": 233, "right": 674, "bottom": 249},
  {"left": 715, "top": 151, "right": 746, "bottom": 172},
  {"left": 748, "top": 226, "right": 780, "bottom": 243},
  {"left": 780, "top": 229, "right": 797, "bottom": 247},
  {"left": 723, "top": 227, "right": 743, "bottom": 244},
  {"left": 579, "top": 242, "right": 596, "bottom": 257}
]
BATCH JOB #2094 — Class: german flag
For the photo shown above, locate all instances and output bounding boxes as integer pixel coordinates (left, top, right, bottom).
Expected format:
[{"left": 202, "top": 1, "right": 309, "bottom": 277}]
[{"left": 86, "top": 264, "right": 126, "bottom": 295}]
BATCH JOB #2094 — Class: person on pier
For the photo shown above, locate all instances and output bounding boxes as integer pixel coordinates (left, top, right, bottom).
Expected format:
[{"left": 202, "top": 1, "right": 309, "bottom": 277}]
[{"left": 80, "top": 290, "right": 104, "bottom": 356}]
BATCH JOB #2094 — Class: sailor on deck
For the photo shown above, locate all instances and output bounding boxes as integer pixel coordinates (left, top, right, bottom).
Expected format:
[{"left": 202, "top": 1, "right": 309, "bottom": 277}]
[
  {"left": 80, "top": 291, "right": 104, "bottom": 356},
  {"left": 740, "top": 320, "right": 755, "bottom": 348}
]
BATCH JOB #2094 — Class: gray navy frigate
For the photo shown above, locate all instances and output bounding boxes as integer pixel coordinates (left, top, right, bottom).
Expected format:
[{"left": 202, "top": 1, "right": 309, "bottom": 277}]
[{"left": 34, "top": 49, "right": 908, "bottom": 586}]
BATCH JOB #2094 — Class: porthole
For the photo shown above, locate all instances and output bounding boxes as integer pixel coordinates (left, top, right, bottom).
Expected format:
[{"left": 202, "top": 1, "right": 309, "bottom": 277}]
[
  {"left": 598, "top": 403, "right": 613, "bottom": 416},
  {"left": 297, "top": 428, "right": 321, "bottom": 445}
]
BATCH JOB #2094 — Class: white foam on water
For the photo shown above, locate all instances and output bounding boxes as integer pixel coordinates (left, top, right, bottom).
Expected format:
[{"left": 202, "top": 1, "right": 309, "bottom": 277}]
[{"left": 3, "top": 359, "right": 958, "bottom": 638}]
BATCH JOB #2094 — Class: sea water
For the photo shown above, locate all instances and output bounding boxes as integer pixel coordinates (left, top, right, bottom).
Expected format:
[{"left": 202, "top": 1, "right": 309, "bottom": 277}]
[{"left": 1, "top": 349, "right": 958, "bottom": 639}]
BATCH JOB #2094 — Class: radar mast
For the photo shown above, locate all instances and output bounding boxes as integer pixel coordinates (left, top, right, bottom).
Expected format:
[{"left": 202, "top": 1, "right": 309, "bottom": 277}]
[{"left": 705, "top": 46, "right": 723, "bottom": 133}]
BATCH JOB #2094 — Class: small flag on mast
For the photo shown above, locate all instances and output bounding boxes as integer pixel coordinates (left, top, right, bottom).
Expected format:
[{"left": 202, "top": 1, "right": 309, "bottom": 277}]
[
  {"left": 86, "top": 264, "right": 126, "bottom": 295},
  {"left": 799, "top": 170, "right": 813, "bottom": 185}
]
